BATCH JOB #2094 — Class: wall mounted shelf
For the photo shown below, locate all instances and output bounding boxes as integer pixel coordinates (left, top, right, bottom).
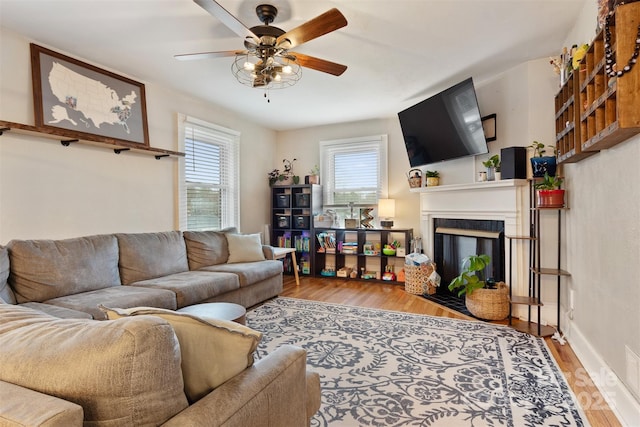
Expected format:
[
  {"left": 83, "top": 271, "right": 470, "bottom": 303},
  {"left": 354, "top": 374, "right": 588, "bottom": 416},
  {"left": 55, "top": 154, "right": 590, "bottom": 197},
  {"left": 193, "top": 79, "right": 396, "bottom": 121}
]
[{"left": 0, "top": 120, "right": 184, "bottom": 159}]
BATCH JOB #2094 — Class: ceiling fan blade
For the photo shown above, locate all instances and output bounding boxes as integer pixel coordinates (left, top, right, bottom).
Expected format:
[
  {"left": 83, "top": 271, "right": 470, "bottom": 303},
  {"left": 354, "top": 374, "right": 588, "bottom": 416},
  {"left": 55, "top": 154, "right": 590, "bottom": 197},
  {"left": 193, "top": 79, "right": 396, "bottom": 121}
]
[
  {"left": 174, "top": 50, "right": 245, "bottom": 61},
  {"left": 193, "top": 0, "right": 260, "bottom": 44},
  {"left": 288, "top": 52, "right": 347, "bottom": 76},
  {"left": 276, "top": 8, "right": 347, "bottom": 49}
]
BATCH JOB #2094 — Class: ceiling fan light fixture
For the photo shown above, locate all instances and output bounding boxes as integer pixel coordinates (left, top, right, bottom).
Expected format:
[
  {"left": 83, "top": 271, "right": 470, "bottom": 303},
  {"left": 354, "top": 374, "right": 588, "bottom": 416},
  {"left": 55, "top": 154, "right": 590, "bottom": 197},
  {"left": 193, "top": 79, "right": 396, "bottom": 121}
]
[{"left": 232, "top": 53, "right": 301, "bottom": 89}]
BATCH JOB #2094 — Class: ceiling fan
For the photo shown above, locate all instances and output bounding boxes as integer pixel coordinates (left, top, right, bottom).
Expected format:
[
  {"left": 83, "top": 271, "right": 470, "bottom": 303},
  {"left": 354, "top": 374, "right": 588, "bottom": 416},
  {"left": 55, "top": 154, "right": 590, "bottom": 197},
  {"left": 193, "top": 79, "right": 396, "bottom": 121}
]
[{"left": 175, "top": 0, "right": 348, "bottom": 90}]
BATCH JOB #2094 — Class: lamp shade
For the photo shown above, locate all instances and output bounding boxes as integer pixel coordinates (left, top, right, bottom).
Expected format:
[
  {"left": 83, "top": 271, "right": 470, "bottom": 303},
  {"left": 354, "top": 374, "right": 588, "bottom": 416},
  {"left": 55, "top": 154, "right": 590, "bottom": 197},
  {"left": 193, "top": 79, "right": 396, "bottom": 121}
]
[{"left": 378, "top": 199, "right": 396, "bottom": 218}]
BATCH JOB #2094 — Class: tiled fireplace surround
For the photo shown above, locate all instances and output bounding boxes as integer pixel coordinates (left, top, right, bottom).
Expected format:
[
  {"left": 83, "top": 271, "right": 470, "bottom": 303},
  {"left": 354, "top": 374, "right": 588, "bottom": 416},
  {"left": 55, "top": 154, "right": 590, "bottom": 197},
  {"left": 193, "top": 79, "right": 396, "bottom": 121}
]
[{"left": 414, "top": 179, "right": 538, "bottom": 320}]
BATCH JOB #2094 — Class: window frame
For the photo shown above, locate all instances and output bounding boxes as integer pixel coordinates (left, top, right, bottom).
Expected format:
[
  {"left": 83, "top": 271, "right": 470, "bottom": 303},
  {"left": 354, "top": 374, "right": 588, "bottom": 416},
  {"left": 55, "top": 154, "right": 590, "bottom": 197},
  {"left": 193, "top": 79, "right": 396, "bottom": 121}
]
[
  {"left": 177, "top": 114, "right": 240, "bottom": 231},
  {"left": 319, "top": 134, "right": 389, "bottom": 209}
]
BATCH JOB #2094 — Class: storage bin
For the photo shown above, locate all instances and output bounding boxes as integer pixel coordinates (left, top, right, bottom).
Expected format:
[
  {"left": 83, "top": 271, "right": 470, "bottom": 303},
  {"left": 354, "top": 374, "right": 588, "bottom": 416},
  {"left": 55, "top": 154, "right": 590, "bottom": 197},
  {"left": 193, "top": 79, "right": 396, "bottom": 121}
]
[
  {"left": 275, "top": 215, "right": 290, "bottom": 228},
  {"left": 293, "top": 215, "right": 310, "bottom": 229},
  {"left": 275, "top": 194, "right": 290, "bottom": 208},
  {"left": 295, "top": 193, "right": 310, "bottom": 207}
]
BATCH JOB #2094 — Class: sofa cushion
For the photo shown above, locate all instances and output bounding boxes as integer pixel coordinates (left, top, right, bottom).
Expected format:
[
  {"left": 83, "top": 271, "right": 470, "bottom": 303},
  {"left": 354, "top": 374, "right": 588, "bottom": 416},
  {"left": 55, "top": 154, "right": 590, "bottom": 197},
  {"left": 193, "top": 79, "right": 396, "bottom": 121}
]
[
  {"left": 43, "top": 285, "right": 177, "bottom": 320},
  {"left": 0, "top": 380, "right": 85, "bottom": 426},
  {"left": 128, "top": 271, "right": 240, "bottom": 308},
  {"left": 0, "top": 245, "right": 16, "bottom": 304},
  {"left": 183, "top": 227, "right": 237, "bottom": 270},
  {"left": 7, "top": 235, "right": 121, "bottom": 303},
  {"left": 116, "top": 231, "right": 189, "bottom": 285},
  {"left": 201, "top": 260, "right": 283, "bottom": 287},
  {"left": 20, "top": 302, "right": 94, "bottom": 319},
  {"left": 0, "top": 304, "right": 189, "bottom": 426},
  {"left": 226, "top": 233, "right": 266, "bottom": 263},
  {"left": 101, "top": 305, "right": 262, "bottom": 403}
]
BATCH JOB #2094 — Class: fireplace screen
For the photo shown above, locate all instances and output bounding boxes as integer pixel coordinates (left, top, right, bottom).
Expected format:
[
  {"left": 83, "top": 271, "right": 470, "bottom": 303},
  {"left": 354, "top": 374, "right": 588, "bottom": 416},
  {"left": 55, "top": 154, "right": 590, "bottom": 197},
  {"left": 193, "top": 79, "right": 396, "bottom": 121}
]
[{"left": 433, "top": 219, "right": 505, "bottom": 293}]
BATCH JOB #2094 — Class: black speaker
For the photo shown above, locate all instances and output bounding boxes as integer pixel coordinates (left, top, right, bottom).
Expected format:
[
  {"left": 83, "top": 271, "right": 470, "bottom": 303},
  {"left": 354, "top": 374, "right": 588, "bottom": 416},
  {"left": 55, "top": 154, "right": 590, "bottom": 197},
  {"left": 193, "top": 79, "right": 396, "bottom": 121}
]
[{"left": 500, "top": 147, "right": 527, "bottom": 179}]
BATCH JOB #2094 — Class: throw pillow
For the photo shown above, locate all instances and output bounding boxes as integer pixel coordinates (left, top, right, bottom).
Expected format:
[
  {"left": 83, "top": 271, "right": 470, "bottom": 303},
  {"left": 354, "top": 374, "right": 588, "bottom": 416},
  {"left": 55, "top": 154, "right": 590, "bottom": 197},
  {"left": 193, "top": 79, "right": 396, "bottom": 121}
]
[
  {"left": 226, "top": 233, "right": 266, "bottom": 263},
  {"left": 100, "top": 305, "right": 263, "bottom": 403}
]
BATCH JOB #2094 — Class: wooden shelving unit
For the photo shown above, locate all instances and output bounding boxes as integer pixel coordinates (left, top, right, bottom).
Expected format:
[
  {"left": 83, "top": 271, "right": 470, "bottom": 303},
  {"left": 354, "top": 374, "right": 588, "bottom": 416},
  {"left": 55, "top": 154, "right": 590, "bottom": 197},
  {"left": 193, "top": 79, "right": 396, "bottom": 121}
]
[
  {"left": 0, "top": 120, "right": 184, "bottom": 159},
  {"left": 313, "top": 227, "right": 413, "bottom": 284},
  {"left": 555, "top": 70, "right": 595, "bottom": 163},
  {"left": 271, "top": 184, "right": 322, "bottom": 279},
  {"left": 579, "top": 2, "right": 640, "bottom": 153}
]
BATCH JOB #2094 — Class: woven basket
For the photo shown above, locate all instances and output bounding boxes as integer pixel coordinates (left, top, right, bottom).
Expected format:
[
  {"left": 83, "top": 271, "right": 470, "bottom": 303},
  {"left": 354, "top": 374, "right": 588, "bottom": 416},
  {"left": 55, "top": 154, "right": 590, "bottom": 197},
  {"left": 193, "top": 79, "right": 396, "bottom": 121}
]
[
  {"left": 465, "top": 282, "right": 509, "bottom": 320},
  {"left": 404, "top": 262, "right": 436, "bottom": 295},
  {"left": 407, "top": 169, "right": 422, "bottom": 189}
]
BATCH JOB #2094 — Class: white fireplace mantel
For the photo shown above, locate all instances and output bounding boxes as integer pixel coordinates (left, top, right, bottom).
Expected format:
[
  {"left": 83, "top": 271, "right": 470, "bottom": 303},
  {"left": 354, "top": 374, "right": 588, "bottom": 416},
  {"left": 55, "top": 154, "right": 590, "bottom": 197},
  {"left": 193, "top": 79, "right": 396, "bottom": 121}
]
[{"left": 412, "top": 179, "right": 531, "bottom": 311}]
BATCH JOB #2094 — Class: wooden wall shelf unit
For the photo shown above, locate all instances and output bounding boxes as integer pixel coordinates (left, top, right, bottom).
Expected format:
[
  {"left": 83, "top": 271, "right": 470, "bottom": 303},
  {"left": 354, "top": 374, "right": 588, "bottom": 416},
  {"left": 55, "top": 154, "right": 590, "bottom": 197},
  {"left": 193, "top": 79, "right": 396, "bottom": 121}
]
[
  {"left": 555, "top": 70, "right": 595, "bottom": 163},
  {"left": 313, "top": 227, "right": 413, "bottom": 285},
  {"left": 0, "top": 120, "right": 184, "bottom": 159},
  {"left": 579, "top": 2, "right": 640, "bottom": 153}
]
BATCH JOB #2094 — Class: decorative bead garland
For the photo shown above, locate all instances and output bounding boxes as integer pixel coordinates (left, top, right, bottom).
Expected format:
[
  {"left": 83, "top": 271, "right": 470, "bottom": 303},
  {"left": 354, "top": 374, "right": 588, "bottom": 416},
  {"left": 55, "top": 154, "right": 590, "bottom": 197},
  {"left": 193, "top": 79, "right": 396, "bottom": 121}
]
[{"left": 604, "top": 9, "right": 640, "bottom": 77}]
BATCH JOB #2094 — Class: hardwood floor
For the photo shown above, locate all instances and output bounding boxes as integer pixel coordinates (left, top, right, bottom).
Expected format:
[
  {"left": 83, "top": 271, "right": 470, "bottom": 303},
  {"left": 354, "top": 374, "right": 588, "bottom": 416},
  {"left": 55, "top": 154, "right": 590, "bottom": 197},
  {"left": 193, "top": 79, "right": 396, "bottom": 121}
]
[{"left": 280, "top": 276, "right": 623, "bottom": 427}]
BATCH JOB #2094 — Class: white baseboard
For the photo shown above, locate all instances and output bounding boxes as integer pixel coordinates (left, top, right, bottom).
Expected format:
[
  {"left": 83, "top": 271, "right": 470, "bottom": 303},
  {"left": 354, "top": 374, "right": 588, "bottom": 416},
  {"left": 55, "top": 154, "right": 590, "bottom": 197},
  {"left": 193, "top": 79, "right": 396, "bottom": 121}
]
[{"left": 565, "top": 319, "right": 640, "bottom": 427}]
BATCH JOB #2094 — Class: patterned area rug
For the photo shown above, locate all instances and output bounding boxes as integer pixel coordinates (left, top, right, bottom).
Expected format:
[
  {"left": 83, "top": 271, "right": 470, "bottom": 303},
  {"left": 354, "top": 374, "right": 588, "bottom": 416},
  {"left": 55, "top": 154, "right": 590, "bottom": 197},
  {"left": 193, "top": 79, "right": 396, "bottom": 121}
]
[{"left": 247, "top": 297, "right": 589, "bottom": 427}]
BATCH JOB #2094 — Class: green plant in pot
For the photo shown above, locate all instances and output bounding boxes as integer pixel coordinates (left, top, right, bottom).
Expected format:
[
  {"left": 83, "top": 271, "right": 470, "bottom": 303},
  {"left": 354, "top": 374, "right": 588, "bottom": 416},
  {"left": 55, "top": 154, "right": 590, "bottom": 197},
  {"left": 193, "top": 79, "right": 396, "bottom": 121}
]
[
  {"left": 425, "top": 170, "right": 440, "bottom": 186},
  {"left": 482, "top": 154, "right": 501, "bottom": 181},
  {"left": 534, "top": 172, "right": 565, "bottom": 208},
  {"left": 448, "top": 254, "right": 509, "bottom": 320},
  {"left": 529, "top": 141, "right": 557, "bottom": 177}
]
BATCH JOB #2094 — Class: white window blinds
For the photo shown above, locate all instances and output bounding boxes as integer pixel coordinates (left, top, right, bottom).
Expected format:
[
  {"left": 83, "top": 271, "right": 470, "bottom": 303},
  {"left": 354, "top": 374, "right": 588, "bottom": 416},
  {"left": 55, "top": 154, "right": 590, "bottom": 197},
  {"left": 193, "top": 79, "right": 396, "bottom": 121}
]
[
  {"left": 320, "top": 135, "right": 388, "bottom": 206},
  {"left": 178, "top": 115, "right": 239, "bottom": 231}
]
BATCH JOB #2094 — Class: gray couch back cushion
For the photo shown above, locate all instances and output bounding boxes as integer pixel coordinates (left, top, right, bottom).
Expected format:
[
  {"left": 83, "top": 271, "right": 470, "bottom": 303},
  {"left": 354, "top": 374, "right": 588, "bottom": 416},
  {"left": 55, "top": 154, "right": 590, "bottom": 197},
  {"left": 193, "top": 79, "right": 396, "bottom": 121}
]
[
  {"left": 183, "top": 227, "right": 237, "bottom": 270},
  {"left": 8, "top": 235, "right": 121, "bottom": 303},
  {"left": 0, "top": 246, "right": 15, "bottom": 304},
  {"left": 0, "top": 304, "right": 188, "bottom": 425},
  {"left": 117, "top": 231, "right": 189, "bottom": 284}
]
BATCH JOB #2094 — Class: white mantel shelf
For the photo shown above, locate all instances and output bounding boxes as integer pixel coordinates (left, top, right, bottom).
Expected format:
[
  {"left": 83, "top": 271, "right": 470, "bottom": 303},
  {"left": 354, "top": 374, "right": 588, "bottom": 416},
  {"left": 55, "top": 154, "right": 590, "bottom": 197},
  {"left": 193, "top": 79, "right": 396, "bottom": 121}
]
[{"left": 410, "top": 179, "right": 529, "bottom": 193}]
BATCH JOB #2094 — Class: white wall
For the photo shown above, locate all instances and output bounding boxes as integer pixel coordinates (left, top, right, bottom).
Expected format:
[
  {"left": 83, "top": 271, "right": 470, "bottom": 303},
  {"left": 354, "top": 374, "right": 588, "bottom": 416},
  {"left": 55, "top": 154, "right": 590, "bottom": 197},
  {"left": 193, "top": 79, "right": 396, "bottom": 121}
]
[
  {"left": 561, "top": 1, "right": 640, "bottom": 424},
  {"left": 0, "top": 28, "right": 276, "bottom": 242},
  {"left": 276, "top": 57, "right": 558, "bottom": 239}
]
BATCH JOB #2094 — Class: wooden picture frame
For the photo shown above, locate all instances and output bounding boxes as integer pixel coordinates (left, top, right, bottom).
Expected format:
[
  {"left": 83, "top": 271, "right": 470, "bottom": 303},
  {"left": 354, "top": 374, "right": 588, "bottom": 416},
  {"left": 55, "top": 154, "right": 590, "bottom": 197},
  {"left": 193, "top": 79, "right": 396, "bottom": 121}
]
[{"left": 30, "top": 43, "right": 149, "bottom": 147}]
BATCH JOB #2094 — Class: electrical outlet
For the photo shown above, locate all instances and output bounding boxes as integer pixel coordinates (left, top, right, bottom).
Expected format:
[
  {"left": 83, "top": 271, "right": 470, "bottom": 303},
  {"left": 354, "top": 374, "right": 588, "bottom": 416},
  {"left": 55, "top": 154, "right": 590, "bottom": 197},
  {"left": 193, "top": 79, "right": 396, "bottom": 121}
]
[{"left": 625, "top": 345, "right": 640, "bottom": 397}]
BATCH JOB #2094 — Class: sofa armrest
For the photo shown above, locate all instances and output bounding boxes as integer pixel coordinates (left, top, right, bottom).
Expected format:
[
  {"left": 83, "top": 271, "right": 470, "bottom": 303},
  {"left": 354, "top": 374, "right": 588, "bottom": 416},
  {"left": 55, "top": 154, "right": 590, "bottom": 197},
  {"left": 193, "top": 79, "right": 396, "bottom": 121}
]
[
  {"left": 162, "top": 345, "right": 319, "bottom": 427},
  {"left": 0, "top": 380, "right": 84, "bottom": 426},
  {"left": 262, "top": 245, "right": 276, "bottom": 260}
]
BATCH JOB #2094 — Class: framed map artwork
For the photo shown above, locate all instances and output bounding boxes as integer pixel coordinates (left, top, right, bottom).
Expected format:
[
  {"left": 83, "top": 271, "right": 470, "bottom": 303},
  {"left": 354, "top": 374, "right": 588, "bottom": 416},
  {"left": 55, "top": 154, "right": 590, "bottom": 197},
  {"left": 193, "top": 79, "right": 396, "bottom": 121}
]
[{"left": 30, "top": 43, "right": 149, "bottom": 147}]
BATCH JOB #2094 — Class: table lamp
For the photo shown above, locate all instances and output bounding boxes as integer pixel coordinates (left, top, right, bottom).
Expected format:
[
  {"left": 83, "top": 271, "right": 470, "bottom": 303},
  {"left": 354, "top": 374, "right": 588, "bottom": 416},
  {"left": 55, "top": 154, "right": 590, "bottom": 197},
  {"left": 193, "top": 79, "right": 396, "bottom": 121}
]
[{"left": 378, "top": 198, "right": 395, "bottom": 228}]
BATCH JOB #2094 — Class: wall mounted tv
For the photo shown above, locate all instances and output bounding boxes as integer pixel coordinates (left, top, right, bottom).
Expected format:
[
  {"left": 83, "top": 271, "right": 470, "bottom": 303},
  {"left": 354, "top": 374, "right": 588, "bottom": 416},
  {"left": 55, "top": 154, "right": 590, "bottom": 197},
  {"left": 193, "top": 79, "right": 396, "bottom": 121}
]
[{"left": 398, "top": 77, "right": 488, "bottom": 167}]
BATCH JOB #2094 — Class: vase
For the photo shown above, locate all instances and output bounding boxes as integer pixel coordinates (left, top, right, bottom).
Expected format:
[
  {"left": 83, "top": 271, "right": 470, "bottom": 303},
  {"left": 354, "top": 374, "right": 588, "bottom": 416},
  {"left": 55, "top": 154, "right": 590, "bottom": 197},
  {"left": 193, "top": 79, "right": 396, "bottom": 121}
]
[
  {"left": 426, "top": 177, "right": 439, "bottom": 186},
  {"left": 274, "top": 176, "right": 293, "bottom": 186}
]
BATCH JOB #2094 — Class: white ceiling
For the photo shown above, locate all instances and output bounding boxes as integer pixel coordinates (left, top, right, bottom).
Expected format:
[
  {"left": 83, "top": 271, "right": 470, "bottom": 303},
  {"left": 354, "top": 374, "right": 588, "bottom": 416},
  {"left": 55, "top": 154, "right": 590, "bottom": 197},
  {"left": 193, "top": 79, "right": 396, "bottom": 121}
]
[{"left": 0, "top": 0, "right": 587, "bottom": 131}]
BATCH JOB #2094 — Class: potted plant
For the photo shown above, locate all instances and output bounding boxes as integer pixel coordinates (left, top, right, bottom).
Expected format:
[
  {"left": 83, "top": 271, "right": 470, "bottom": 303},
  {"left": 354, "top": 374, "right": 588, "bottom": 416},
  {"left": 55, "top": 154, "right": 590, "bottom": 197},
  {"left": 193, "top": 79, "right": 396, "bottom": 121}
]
[
  {"left": 268, "top": 158, "right": 299, "bottom": 186},
  {"left": 529, "top": 141, "right": 557, "bottom": 177},
  {"left": 308, "top": 165, "right": 320, "bottom": 185},
  {"left": 425, "top": 170, "right": 440, "bottom": 186},
  {"left": 448, "top": 254, "right": 509, "bottom": 320},
  {"left": 534, "top": 172, "right": 565, "bottom": 207},
  {"left": 482, "top": 154, "right": 500, "bottom": 181}
]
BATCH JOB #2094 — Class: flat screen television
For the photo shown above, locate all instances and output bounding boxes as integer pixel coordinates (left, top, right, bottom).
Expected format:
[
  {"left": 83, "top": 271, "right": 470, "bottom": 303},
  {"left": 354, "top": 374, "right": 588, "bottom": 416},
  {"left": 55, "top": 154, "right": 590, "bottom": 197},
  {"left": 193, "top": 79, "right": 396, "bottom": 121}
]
[{"left": 398, "top": 77, "right": 488, "bottom": 167}]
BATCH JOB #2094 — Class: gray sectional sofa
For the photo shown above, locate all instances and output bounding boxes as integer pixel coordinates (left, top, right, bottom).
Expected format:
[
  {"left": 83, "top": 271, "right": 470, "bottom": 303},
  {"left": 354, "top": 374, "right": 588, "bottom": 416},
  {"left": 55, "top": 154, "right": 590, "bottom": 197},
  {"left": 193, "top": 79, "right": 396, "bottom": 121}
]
[
  {"left": 0, "top": 230, "right": 322, "bottom": 426},
  {"left": 1, "top": 229, "right": 283, "bottom": 319}
]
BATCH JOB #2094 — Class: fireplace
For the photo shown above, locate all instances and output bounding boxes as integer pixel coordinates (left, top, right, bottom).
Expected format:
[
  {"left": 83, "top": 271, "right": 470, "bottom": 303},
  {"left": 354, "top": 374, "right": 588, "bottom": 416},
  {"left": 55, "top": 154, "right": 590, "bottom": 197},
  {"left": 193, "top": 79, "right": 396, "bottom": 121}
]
[
  {"left": 415, "top": 180, "right": 529, "bottom": 305},
  {"left": 433, "top": 218, "right": 505, "bottom": 295}
]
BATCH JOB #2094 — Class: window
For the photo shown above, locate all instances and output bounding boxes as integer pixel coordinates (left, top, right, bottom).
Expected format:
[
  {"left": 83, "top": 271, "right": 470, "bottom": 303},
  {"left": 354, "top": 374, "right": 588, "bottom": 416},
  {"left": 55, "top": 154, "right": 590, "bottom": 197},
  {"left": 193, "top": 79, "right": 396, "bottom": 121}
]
[
  {"left": 178, "top": 115, "right": 239, "bottom": 231},
  {"left": 320, "top": 135, "right": 388, "bottom": 211}
]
